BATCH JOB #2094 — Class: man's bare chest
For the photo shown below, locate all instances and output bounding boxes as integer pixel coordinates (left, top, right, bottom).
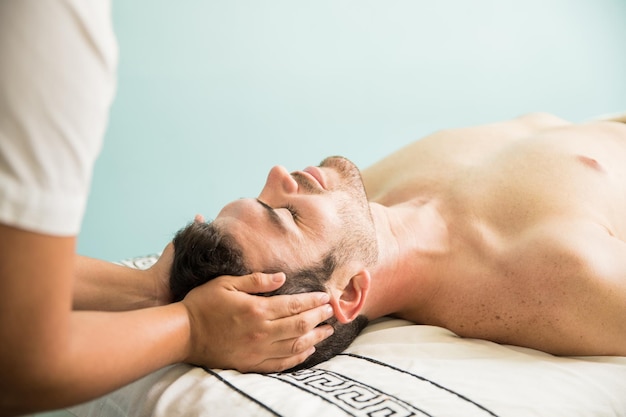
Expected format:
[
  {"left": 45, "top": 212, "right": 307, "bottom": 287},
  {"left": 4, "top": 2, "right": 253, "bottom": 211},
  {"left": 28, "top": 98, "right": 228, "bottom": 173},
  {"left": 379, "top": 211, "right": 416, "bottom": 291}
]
[{"left": 371, "top": 127, "right": 626, "bottom": 240}]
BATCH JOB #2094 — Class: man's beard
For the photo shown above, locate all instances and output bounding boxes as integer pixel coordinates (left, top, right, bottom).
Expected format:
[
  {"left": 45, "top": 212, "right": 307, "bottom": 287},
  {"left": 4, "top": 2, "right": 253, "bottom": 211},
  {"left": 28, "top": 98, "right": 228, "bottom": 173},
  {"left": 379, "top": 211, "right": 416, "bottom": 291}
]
[{"left": 320, "top": 156, "right": 379, "bottom": 267}]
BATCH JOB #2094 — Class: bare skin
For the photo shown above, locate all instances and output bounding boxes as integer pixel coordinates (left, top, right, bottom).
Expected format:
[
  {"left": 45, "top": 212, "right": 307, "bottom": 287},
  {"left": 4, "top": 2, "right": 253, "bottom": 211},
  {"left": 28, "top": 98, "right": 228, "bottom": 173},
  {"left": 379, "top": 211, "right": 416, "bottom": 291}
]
[
  {"left": 216, "top": 112, "right": 626, "bottom": 358},
  {"left": 361, "top": 112, "right": 626, "bottom": 356}
]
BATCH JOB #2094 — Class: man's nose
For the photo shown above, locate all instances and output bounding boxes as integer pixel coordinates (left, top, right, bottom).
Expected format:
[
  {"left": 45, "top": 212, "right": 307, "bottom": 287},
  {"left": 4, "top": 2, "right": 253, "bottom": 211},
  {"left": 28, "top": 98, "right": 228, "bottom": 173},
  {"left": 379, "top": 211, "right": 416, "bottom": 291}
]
[{"left": 259, "top": 165, "right": 298, "bottom": 198}]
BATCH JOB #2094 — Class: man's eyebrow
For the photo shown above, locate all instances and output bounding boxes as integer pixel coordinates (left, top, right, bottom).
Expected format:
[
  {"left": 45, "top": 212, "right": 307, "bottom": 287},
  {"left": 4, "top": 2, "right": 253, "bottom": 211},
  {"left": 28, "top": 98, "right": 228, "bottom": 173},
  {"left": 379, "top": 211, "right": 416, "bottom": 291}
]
[{"left": 255, "top": 198, "right": 287, "bottom": 231}]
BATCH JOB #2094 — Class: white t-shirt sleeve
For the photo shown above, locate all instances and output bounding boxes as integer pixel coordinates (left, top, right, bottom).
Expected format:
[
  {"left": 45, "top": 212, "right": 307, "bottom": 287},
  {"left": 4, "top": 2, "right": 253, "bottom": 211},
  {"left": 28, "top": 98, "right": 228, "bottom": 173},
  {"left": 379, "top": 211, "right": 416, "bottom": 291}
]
[{"left": 0, "top": 0, "right": 118, "bottom": 236}]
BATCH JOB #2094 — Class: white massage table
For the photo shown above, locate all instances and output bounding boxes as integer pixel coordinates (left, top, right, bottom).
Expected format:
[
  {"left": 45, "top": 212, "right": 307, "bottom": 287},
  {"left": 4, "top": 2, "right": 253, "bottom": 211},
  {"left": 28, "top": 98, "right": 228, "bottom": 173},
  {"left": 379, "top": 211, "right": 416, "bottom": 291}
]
[{"left": 64, "top": 255, "right": 626, "bottom": 417}]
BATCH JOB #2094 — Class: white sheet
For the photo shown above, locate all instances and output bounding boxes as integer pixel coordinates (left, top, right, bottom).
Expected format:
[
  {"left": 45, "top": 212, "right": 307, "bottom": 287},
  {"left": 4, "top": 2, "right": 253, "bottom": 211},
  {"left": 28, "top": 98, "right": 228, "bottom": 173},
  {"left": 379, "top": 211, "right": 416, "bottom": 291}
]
[
  {"left": 65, "top": 255, "right": 626, "bottom": 417},
  {"left": 68, "top": 317, "right": 626, "bottom": 417}
]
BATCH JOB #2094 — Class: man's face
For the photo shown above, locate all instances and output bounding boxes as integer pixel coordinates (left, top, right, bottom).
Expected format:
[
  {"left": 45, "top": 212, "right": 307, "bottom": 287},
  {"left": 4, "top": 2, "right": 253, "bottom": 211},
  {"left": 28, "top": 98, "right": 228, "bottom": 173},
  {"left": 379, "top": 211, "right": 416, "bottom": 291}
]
[{"left": 213, "top": 156, "right": 378, "bottom": 274}]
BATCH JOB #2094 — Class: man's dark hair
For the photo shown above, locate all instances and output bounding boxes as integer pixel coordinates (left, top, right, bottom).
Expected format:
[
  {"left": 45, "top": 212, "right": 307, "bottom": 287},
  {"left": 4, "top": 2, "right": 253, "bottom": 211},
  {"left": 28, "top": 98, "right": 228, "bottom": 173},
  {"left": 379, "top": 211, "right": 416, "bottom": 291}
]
[{"left": 170, "top": 221, "right": 369, "bottom": 372}]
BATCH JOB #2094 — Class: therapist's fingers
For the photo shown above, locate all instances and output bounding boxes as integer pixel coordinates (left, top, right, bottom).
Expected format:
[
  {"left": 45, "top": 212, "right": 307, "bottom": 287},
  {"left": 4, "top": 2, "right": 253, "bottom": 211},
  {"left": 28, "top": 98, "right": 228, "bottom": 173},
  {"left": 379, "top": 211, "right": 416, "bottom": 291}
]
[
  {"left": 248, "top": 324, "right": 335, "bottom": 373},
  {"left": 268, "top": 302, "right": 335, "bottom": 340},
  {"left": 238, "top": 305, "right": 334, "bottom": 373},
  {"left": 229, "top": 271, "right": 286, "bottom": 294},
  {"left": 264, "top": 291, "right": 333, "bottom": 320},
  {"left": 232, "top": 272, "right": 332, "bottom": 319}
]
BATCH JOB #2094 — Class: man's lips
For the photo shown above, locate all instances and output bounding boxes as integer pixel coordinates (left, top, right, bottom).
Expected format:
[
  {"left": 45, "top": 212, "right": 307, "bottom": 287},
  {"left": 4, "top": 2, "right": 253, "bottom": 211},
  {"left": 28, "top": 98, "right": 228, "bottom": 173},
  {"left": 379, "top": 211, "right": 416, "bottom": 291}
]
[{"left": 302, "top": 166, "right": 326, "bottom": 190}]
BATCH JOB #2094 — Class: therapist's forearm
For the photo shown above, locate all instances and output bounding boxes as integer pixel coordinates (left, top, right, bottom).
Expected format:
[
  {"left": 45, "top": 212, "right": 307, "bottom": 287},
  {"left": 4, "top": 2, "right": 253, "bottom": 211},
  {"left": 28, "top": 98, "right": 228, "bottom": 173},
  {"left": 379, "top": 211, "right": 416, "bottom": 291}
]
[
  {"left": 73, "top": 255, "right": 169, "bottom": 311},
  {"left": 4, "top": 304, "right": 191, "bottom": 416}
]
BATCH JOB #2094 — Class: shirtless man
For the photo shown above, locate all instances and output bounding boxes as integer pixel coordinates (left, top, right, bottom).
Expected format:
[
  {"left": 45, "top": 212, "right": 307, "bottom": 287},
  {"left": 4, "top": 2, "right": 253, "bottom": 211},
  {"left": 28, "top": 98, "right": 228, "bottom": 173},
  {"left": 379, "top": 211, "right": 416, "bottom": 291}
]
[
  {"left": 172, "top": 112, "right": 626, "bottom": 366},
  {"left": 361, "top": 112, "right": 626, "bottom": 355}
]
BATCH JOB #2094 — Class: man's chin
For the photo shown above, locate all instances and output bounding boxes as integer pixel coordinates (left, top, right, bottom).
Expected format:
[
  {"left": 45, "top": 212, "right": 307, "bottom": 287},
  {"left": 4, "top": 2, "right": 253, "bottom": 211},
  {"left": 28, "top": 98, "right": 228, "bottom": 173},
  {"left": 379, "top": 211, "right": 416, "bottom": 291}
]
[
  {"left": 320, "top": 156, "right": 363, "bottom": 187},
  {"left": 320, "top": 155, "right": 354, "bottom": 170}
]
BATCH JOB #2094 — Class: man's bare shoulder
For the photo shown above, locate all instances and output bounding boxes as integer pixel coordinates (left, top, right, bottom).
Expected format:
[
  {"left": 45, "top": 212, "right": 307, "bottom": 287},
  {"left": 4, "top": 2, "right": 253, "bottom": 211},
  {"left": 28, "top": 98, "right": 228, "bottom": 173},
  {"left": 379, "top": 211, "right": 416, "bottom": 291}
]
[
  {"left": 362, "top": 113, "right": 571, "bottom": 203},
  {"left": 593, "top": 110, "right": 626, "bottom": 124},
  {"left": 508, "top": 112, "right": 571, "bottom": 130},
  {"left": 368, "top": 112, "right": 571, "bottom": 167},
  {"left": 434, "top": 112, "right": 571, "bottom": 141}
]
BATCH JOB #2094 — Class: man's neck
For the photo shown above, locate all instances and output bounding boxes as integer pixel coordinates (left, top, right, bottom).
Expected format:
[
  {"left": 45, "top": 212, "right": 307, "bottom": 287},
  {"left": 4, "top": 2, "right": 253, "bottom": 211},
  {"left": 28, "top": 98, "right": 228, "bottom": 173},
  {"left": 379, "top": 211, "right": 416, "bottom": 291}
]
[{"left": 362, "top": 199, "right": 451, "bottom": 321}]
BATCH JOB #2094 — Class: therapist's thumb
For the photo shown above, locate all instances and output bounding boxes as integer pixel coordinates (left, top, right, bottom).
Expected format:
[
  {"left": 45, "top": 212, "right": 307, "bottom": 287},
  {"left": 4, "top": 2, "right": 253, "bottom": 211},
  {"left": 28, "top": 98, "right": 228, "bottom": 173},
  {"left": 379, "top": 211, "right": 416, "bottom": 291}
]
[{"left": 235, "top": 272, "right": 286, "bottom": 294}]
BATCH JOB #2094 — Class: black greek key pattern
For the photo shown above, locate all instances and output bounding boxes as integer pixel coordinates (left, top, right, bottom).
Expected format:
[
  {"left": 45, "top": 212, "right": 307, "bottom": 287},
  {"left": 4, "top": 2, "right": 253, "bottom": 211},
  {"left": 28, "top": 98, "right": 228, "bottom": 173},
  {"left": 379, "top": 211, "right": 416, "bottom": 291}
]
[{"left": 272, "top": 369, "right": 428, "bottom": 417}]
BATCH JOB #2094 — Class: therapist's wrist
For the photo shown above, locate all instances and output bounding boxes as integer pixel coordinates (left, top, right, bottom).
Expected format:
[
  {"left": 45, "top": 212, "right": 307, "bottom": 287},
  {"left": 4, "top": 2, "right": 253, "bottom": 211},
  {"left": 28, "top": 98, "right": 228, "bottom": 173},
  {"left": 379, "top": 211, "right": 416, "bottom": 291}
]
[
  {"left": 145, "top": 242, "right": 175, "bottom": 306},
  {"left": 140, "top": 267, "right": 172, "bottom": 307}
]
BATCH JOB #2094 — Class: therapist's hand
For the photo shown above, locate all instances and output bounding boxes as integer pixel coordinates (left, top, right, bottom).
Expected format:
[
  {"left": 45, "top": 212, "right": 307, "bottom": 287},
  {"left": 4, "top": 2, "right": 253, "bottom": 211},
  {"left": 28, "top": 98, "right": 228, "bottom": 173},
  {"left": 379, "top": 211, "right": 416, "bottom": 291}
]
[{"left": 181, "top": 272, "right": 335, "bottom": 373}]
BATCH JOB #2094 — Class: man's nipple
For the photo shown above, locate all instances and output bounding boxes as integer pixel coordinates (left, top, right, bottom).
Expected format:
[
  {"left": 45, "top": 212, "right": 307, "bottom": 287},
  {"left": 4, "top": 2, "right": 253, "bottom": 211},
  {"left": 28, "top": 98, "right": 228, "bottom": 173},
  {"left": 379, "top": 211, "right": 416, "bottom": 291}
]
[{"left": 576, "top": 155, "right": 604, "bottom": 173}]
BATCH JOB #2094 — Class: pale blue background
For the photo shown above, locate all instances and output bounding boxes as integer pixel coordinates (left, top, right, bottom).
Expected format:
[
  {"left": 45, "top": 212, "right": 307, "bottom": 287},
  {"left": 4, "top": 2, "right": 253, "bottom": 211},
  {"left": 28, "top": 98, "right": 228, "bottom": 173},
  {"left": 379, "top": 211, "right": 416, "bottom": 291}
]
[{"left": 77, "top": 0, "right": 626, "bottom": 262}]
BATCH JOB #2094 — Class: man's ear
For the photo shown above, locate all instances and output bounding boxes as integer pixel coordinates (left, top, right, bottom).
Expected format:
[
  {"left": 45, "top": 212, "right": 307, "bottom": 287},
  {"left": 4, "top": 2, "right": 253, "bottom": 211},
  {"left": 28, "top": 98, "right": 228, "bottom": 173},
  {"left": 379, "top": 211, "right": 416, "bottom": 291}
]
[{"left": 330, "top": 269, "right": 371, "bottom": 324}]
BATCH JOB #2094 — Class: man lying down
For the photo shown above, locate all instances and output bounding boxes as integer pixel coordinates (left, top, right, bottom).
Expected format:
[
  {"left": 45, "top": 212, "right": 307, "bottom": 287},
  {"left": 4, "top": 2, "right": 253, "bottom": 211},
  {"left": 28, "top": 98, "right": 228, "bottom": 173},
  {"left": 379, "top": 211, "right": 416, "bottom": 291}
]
[{"left": 170, "top": 112, "right": 626, "bottom": 371}]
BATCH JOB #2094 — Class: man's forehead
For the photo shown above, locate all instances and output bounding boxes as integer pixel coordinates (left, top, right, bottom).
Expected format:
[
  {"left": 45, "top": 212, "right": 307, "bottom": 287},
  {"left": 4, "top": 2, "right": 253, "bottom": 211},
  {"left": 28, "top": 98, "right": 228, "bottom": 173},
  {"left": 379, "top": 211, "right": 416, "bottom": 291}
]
[
  {"left": 214, "top": 202, "right": 297, "bottom": 271},
  {"left": 217, "top": 199, "right": 282, "bottom": 237}
]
